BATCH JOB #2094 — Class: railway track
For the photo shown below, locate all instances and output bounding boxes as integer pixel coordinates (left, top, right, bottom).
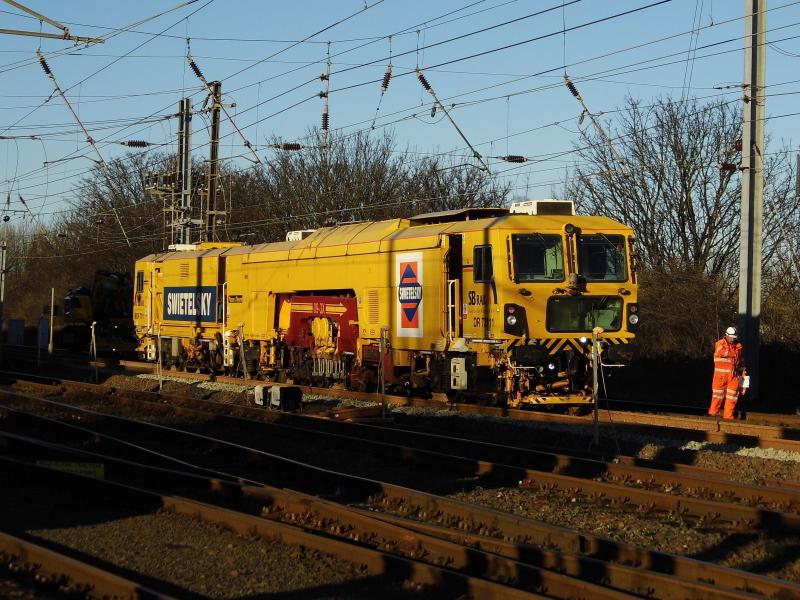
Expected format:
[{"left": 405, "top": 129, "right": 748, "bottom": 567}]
[
  {"left": 5, "top": 373, "right": 800, "bottom": 517},
  {"left": 0, "top": 529, "right": 174, "bottom": 599},
  {"left": 109, "top": 359, "right": 800, "bottom": 448},
  {"left": 6, "top": 347, "right": 800, "bottom": 445},
  {"left": 0, "top": 454, "right": 536, "bottom": 599},
  {"left": 0, "top": 375, "right": 799, "bottom": 598}
]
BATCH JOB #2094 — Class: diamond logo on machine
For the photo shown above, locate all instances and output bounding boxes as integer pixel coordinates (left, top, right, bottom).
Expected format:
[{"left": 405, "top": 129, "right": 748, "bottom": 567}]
[
  {"left": 399, "top": 263, "right": 422, "bottom": 326},
  {"left": 396, "top": 252, "right": 424, "bottom": 338}
]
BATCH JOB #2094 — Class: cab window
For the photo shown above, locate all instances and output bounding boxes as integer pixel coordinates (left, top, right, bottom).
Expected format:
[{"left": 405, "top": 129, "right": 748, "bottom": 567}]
[
  {"left": 473, "top": 245, "right": 493, "bottom": 283},
  {"left": 511, "top": 234, "right": 564, "bottom": 282},
  {"left": 577, "top": 234, "right": 627, "bottom": 281},
  {"left": 135, "top": 271, "right": 144, "bottom": 306},
  {"left": 135, "top": 271, "right": 144, "bottom": 294}
]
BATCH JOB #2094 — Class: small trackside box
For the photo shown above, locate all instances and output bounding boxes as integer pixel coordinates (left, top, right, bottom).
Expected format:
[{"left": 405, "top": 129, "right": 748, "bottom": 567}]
[{"left": 269, "top": 385, "right": 302, "bottom": 411}]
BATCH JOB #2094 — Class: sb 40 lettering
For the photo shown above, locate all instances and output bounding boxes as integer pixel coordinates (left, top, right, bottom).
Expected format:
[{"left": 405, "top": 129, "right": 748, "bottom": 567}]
[{"left": 467, "top": 291, "right": 487, "bottom": 306}]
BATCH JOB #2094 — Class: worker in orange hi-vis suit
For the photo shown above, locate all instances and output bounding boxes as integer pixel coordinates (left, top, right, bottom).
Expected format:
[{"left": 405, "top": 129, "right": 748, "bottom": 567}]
[{"left": 708, "top": 326, "right": 748, "bottom": 420}]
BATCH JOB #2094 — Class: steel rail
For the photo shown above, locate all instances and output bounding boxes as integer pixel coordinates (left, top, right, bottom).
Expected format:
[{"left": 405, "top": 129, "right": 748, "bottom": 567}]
[
  {"left": 4, "top": 366, "right": 786, "bottom": 486},
  {"left": 108, "top": 362, "right": 800, "bottom": 448},
  {"left": 0, "top": 530, "right": 175, "bottom": 599},
  {"left": 59, "top": 380, "right": 800, "bottom": 510},
  {"left": 0, "top": 387, "right": 798, "bottom": 598},
  {"left": 1, "top": 456, "right": 546, "bottom": 600},
  {"left": 4, "top": 358, "right": 800, "bottom": 442},
  {"left": 603, "top": 398, "right": 800, "bottom": 428},
  {"left": 0, "top": 434, "right": 778, "bottom": 600},
  {"left": 5, "top": 374, "right": 800, "bottom": 509},
  {"left": 3, "top": 382, "right": 800, "bottom": 532}
]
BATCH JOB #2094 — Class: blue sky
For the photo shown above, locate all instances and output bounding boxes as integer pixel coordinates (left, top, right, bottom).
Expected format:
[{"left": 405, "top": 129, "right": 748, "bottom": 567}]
[{"left": 1, "top": 0, "right": 799, "bottom": 223}]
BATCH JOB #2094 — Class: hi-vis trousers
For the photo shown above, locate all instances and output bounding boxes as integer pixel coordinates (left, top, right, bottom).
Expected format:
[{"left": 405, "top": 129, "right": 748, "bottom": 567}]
[{"left": 709, "top": 373, "right": 739, "bottom": 419}]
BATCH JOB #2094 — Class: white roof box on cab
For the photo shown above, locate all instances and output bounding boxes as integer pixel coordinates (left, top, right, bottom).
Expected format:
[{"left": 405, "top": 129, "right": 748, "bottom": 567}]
[
  {"left": 510, "top": 199, "right": 575, "bottom": 216},
  {"left": 286, "top": 229, "right": 316, "bottom": 242}
]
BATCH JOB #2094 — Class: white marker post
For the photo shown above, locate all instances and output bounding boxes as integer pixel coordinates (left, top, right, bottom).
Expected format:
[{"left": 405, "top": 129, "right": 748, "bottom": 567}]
[
  {"left": 156, "top": 326, "right": 163, "bottom": 393},
  {"left": 90, "top": 321, "right": 98, "bottom": 383},
  {"left": 591, "top": 326, "right": 604, "bottom": 448},
  {"left": 48, "top": 287, "right": 54, "bottom": 355},
  {"left": 379, "top": 327, "right": 389, "bottom": 419}
]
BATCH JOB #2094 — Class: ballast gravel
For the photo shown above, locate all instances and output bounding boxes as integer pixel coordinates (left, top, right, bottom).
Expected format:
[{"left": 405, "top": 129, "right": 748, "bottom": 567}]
[
  {"left": 104, "top": 373, "right": 800, "bottom": 483},
  {"left": 16, "top": 371, "right": 800, "bottom": 589},
  {"left": 31, "top": 512, "right": 376, "bottom": 599},
  {"left": 451, "top": 485, "right": 800, "bottom": 583}
]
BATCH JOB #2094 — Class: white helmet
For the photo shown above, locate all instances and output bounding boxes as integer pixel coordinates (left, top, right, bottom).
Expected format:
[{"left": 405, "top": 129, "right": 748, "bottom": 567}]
[{"left": 725, "top": 326, "right": 737, "bottom": 338}]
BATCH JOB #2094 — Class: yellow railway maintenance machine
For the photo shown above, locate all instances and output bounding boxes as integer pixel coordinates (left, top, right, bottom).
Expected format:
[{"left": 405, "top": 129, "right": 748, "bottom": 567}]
[{"left": 134, "top": 201, "right": 638, "bottom": 407}]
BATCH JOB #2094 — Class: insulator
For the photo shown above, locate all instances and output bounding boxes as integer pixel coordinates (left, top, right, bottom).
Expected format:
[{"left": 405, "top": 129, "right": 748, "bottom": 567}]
[
  {"left": 500, "top": 155, "right": 527, "bottom": 163},
  {"left": 430, "top": 105, "right": 437, "bottom": 118},
  {"left": 124, "top": 140, "right": 149, "bottom": 148},
  {"left": 273, "top": 143, "right": 302, "bottom": 151},
  {"left": 318, "top": 91, "right": 328, "bottom": 99},
  {"left": 416, "top": 70, "right": 431, "bottom": 91},
  {"left": 566, "top": 79, "right": 580, "bottom": 98},
  {"left": 381, "top": 65, "right": 393, "bottom": 92},
  {"left": 321, "top": 112, "right": 329, "bottom": 131},
  {"left": 319, "top": 73, "right": 329, "bottom": 81},
  {"left": 38, "top": 55, "right": 52, "bottom": 76},
  {"left": 189, "top": 59, "right": 204, "bottom": 80}
]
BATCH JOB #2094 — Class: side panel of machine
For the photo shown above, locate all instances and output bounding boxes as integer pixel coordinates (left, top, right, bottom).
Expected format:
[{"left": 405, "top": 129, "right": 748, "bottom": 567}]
[{"left": 134, "top": 251, "right": 227, "bottom": 365}]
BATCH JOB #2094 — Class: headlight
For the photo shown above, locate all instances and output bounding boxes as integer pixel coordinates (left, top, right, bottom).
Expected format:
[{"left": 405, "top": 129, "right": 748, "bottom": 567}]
[
  {"left": 547, "top": 362, "right": 556, "bottom": 371},
  {"left": 628, "top": 314, "right": 639, "bottom": 325},
  {"left": 506, "top": 315, "right": 517, "bottom": 326},
  {"left": 579, "top": 336, "right": 588, "bottom": 344}
]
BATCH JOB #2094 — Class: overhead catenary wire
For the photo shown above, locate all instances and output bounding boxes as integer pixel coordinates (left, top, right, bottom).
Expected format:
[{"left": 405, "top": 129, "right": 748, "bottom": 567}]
[
  {"left": 0, "top": 0, "right": 389, "bottom": 204},
  {"left": 35, "top": 50, "right": 131, "bottom": 246},
  {"left": 416, "top": 67, "right": 489, "bottom": 171},
  {"left": 370, "top": 36, "right": 393, "bottom": 130},
  {"left": 12, "top": 0, "right": 680, "bottom": 195},
  {"left": 186, "top": 53, "right": 261, "bottom": 164},
  {"left": 5, "top": 32, "right": 783, "bottom": 212},
  {"left": 0, "top": 0, "right": 503, "bottom": 46},
  {"left": 1, "top": 0, "right": 788, "bottom": 220},
  {"left": 563, "top": 73, "right": 627, "bottom": 168},
  {"left": 320, "top": 42, "right": 331, "bottom": 150},
  {"left": 13, "top": 128, "right": 800, "bottom": 245}
]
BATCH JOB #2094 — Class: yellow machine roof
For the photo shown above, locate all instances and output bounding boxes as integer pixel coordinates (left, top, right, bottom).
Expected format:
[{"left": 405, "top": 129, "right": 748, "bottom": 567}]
[{"left": 139, "top": 210, "right": 631, "bottom": 263}]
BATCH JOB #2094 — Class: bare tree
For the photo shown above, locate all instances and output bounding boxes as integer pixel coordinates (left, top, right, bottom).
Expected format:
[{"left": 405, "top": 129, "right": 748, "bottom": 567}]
[
  {"left": 568, "top": 96, "right": 794, "bottom": 278},
  {"left": 225, "top": 129, "right": 510, "bottom": 243},
  {"left": 565, "top": 96, "right": 798, "bottom": 355},
  {"left": 567, "top": 97, "right": 745, "bottom": 276}
]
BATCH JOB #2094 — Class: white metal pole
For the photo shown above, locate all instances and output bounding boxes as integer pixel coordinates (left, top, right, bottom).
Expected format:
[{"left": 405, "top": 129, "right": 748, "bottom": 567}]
[
  {"left": 48, "top": 287, "right": 54, "bottom": 355},
  {"left": 379, "top": 326, "right": 388, "bottom": 419},
  {"left": 591, "top": 326, "right": 604, "bottom": 447},
  {"left": 157, "top": 327, "right": 163, "bottom": 392},
  {"left": 239, "top": 324, "right": 249, "bottom": 380},
  {"left": 90, "top": 321, "right": 98, "bottom": 383},
  {"left": 37, "top": 315, "right": 41, "bottom": 367},
  {"left": 0, "top": 238, "right": 6, "bottom": 363},
  {"left": 1, "top": 240, "right": 6, "bottom": 304}
]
